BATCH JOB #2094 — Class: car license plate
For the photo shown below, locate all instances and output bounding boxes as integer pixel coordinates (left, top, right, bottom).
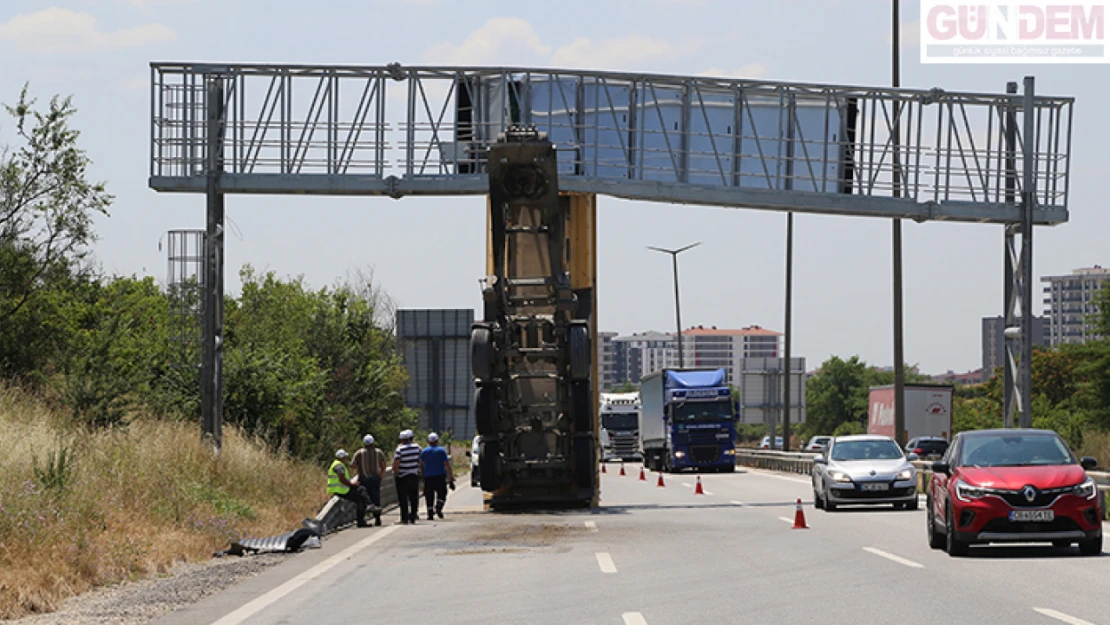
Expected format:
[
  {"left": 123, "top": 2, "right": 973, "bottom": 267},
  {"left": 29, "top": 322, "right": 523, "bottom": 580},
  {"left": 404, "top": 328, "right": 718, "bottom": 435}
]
[
  {"left": 1010, "top": 509, "right": 1054, "bottom": 522},
  {"left": 861, "top": 483, "right": 890, "bottom": 492}
]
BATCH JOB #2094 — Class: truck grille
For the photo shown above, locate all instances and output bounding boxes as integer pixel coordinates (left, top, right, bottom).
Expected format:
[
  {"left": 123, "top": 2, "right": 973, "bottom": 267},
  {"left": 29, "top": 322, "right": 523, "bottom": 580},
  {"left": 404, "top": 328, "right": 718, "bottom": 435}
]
[{"left": 690, "top": 445, "right": 719, "bottom": 463}]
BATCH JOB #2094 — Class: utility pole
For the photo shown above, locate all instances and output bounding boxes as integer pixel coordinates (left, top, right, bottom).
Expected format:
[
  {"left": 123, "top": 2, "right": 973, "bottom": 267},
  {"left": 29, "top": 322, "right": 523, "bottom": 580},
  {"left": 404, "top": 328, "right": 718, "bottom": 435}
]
[
  {"left": 891, "top": 0, "right": 907, "bottom": 447},
  {"left": 648, "top": 243, "right": 701, "bottom": 369},
  {"left": 783, "top": 213, "right": 794, "bottom": 451}
]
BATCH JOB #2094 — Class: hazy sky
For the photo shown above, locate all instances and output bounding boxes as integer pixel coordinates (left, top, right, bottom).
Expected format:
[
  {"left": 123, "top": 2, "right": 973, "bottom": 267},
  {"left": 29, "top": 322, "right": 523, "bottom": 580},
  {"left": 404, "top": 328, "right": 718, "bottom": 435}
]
[{"left": 1, "top": 0, "right": 1106, "bottom": 376}]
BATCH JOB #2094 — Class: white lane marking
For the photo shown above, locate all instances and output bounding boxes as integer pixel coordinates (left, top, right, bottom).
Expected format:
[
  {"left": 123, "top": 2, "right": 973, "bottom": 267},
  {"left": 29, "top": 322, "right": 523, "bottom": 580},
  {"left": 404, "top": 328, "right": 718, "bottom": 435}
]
[
  {"left": 1033, "top": 607, "right": 1097, "bottom": 625},
  {"left": 863, "top": 547, "right": 924, "bottom": 569},
  {"left": 703, "top": 491, "right": 714, "bottom": 496},
  {"left": 682, "top": 482, "right": 693, "bottom": 488},
  {"left": 596, "top": 552, "right": 618, "bottom": 574},
  {"left": 210, "top": 526, "right": 399, "bottom": 625},
  {"left": 584, "top": 520, "right": 598, "bottom": 532},
  {"left": 622, "top": 612, "right": 648, "bottom": 625},
  {"left": 748, "top": 470, "right": 811, "bottom": 485},
  {"left": 778, "top": 517, "right": 794, "bottom": 524},
  {"left": 730, "top": 500, "right": 745, "bottom": 506}
]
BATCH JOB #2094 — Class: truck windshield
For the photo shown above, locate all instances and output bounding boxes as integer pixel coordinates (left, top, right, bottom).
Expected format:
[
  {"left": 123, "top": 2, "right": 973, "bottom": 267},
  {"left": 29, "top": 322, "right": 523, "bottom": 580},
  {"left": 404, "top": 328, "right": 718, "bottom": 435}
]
[
  {"left": 601, "top": 413, "right": 638, "bottom": 430},
  {"left": 671, "top": 400, "right": 732, "bottom": 423}
]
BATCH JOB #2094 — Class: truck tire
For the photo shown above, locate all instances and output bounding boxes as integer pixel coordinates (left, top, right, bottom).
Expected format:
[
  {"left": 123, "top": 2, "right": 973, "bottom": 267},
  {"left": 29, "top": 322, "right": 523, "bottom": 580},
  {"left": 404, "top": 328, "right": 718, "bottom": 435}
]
[
  {"left": 475, "top": 386, "right": 497, "bottom": 436},
  {"left": 479, "top": 439, "right": 501, "bottom": 492},
  {"left": 471, "top": 325, "right": 493, "bottom": 381},
  {"left": 569, "top": 322, "right": 590, "bottom": 381},
  {"left": 571, "top": 380, "right": 592, "bottom": 433},
  {"left": 574, "top": 433, "right": 595, "bottom": 489}
]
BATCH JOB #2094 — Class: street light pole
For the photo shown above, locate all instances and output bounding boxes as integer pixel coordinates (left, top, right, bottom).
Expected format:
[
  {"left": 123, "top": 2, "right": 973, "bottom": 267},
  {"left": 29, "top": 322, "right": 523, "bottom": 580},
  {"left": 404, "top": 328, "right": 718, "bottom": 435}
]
[
  {"left": 648, "top": 243, "right": 701, "bottom": 369},
  {"left": 892, "top": 0, "right": 907, "bottom": 447}
]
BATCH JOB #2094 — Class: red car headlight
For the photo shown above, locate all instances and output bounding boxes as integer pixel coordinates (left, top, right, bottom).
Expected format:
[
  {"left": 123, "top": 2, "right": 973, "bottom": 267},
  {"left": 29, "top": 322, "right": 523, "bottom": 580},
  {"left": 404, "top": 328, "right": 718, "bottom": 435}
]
[
  {"left": 1073, "top": 477, "right": 1099, "bottom": 501},
  {"left": 955, "top": 479, "right": 985, "bottom": 502}
]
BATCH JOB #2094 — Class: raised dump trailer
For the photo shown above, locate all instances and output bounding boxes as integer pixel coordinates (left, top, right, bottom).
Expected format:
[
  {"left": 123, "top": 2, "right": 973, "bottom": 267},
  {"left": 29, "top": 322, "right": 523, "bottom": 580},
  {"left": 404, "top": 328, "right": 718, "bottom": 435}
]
[{"left": 470, "top": 126, "right": 596, "bottom": 508}]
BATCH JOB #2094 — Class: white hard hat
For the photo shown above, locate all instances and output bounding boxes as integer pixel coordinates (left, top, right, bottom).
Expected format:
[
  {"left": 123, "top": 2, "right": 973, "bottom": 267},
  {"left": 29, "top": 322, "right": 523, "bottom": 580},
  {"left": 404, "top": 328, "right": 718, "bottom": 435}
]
[
  {"left": 363, "top": 434, "right": 375, "bottom": 445},
  {"left": 399, "top": 429, "right": 414, "bottom": 440},
  {"left": 335, "top": 449, "right": 349, "bottom": 459},
  {"left": 428, "top": 432, "right": 439, "bottom": 442}
]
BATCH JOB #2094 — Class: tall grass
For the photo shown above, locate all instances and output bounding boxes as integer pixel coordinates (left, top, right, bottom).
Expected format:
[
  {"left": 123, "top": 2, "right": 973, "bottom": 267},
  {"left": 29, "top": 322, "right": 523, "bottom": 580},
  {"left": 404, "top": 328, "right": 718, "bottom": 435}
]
[
  {"left": 1079, "top": 431, "right": 1110, "bottom": 470},
  {"left": 0, "top": 383, "right": 324, "bottom": 620}
]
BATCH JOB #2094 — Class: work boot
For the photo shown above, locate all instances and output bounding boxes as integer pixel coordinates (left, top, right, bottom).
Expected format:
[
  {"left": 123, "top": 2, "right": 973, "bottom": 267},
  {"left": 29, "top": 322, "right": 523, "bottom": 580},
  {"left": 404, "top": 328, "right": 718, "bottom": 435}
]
[
  {"left": 427, "top": 510, "right": 434, "bottom": 521},
  {"left": 374, "top": 514, "right": 382, "bottom": 527}
]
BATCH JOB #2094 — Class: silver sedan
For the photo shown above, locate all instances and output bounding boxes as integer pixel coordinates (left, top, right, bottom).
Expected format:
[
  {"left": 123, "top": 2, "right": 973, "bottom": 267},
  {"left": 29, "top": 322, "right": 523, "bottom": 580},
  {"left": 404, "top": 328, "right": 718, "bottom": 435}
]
[{"left": 812, "top": 435, "right": 919, "bottom": 511}]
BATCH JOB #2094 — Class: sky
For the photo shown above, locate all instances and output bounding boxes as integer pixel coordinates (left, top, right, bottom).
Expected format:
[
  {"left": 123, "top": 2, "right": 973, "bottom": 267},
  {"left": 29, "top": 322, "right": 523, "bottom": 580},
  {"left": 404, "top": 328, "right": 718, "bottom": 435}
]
[{"left": 0, "top": 0, "right": 1107, "bottom": 376}]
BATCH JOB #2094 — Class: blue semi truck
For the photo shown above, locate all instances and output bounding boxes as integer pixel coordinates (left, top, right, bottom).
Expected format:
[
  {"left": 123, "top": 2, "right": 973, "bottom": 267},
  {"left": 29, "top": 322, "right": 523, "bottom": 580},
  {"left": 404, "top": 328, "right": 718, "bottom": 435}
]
[{"left": 638, "top": 368, "right": 737, "bottom": 473}]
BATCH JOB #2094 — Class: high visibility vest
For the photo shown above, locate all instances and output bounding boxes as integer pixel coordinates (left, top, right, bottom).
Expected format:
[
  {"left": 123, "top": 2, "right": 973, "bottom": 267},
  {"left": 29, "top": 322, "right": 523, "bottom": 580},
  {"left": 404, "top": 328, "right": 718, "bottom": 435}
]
[{"left": 327, "top": 460, "right": 349, "bottom": 496}]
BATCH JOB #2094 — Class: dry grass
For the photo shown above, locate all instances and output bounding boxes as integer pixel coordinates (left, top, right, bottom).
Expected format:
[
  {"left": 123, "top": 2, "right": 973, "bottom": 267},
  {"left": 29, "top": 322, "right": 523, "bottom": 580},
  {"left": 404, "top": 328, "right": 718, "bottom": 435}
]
[
  {"left": 0, "top": 383, "right": 324, "bottom": 620},
  {"left": 1079, "top": 431, "right": 1110, "bottom": 470}
]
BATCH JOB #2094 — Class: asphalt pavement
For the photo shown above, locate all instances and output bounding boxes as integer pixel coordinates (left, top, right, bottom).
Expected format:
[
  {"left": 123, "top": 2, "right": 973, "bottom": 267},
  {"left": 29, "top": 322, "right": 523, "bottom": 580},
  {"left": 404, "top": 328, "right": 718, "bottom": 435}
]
[{"left": 151, "top": 465, "right": 1110, "bottom": 625}]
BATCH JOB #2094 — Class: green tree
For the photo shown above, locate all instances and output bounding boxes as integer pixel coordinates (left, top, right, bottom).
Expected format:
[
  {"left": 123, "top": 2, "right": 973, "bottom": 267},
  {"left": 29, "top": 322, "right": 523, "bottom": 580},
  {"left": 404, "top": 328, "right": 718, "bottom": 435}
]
[
  {"left": 611, "top": 381, "right": 638, "bottom": 393},
  {"left": 804, "top": 356, "right": 874, "bottom": 436},
  {"left": 0, "top": 87, "right": 111, "bottom": 330}
]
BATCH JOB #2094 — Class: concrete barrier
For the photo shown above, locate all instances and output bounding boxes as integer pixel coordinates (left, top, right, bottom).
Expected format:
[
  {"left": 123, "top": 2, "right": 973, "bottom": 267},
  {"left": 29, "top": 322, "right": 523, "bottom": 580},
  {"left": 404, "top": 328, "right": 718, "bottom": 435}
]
[{"left": 736, "top": 449, "right": 1110, "bottom": 519}]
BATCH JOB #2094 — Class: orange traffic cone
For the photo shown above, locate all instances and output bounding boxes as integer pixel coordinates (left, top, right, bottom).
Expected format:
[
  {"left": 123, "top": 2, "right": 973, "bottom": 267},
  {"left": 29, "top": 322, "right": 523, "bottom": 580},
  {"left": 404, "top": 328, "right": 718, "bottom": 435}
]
[
  {"left": 694, "top": 476, "right": 704, "bottom": 495},
  {"left": 638, "top": 467, "right": 646, "bottom": 481},
  {"left": 601, "top": 463, "right": 606, "bottom": 474},
  {"left": 619, "top": 463, "right": 626, "bottom": 476},
  {"left": 656, "top": 472, "right": 665, "bottom": 487},
  {"left": 792, "top": 498, "right": 809, "bottom": 529}
]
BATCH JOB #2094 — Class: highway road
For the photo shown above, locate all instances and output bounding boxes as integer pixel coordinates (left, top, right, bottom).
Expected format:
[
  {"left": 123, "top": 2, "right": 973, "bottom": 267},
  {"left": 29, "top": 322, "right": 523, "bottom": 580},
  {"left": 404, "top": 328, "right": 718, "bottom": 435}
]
[{"left": 152, "top": 466, "right": 1110, "bottom": 625}]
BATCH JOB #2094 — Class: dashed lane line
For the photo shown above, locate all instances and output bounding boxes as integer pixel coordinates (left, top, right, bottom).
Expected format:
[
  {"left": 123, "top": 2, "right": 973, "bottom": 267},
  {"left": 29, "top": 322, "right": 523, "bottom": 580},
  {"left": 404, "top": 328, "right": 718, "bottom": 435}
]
[
  {"left": 863, "top": 547, "right": 924, "bottom": 569},
  {"left": 622, "top": 612, "right": 648, "bottom": 625},
  {"left": 596, "top": 552, "right": 618, "bottom": 574},
  {"left": 1033, "top": 607, "right": 1097, "bottom": 625},
  {"left": 584, "top": 521, "right": 598, "bottom": 532},
  {"left": 730, "top": 500, "right": 745, "bottom": 506},
  {"left": 777, "top": 517, "right": 794, "bottom": 524},
  {"left": 746, "top": 469, "right": 811, "bottom": 485},
  {"left": 210, "top": 526, "right": 399, "bottom": 625}
]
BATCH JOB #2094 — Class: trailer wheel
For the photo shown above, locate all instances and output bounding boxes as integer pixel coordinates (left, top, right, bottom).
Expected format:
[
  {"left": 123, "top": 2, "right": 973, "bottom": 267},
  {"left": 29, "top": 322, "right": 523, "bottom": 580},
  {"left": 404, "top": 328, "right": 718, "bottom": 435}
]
[
  {"left": 479, "top": 439, "right": 501, "bottom": 492},
  {"left": 569, "top": 322, "right": 590, "bottom": 381},
  {"left": 475, "top": 386, "right": 498, "bottom": 436},
  {"left": 471, "top": 326, "right": 493, "bottom": 381},
  {"left": 571, "top": 380, "right": 592, "bottom": 433}
]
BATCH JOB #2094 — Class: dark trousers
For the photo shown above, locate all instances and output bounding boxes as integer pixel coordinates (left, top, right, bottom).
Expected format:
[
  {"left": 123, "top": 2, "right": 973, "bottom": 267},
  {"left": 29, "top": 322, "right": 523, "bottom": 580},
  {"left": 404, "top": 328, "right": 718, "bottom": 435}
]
[
  {"left": 337, "top": 486, "right": 371, "bottom": 525},
  {"left": 395, "top": 474, "right": 421, "bottom": 523},
  {"left": 360, "top": 474, "right": 382, "bottom": 509},
  {"left": 424, "top": 475, "right": 448, "bottom": 516},
  {"left": 359, "top": 474, "right": 382, "bottom": 522}
]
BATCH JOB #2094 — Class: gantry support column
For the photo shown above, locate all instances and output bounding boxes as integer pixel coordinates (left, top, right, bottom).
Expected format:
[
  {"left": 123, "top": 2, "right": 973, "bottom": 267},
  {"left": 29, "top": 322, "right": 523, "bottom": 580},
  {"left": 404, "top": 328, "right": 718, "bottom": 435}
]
[{"left": 201, "top": 76, "right": 226, "bottom": 452}]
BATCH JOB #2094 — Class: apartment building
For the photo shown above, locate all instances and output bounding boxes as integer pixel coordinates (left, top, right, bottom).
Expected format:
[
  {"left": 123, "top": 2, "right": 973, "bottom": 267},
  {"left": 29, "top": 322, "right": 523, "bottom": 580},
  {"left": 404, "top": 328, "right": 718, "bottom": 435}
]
[
  {"left": 1041, "top": 266, "right": 1110, "bottom": 346},
  {"left": 682, "top": 325, "right": 782, "bottom": 385}
]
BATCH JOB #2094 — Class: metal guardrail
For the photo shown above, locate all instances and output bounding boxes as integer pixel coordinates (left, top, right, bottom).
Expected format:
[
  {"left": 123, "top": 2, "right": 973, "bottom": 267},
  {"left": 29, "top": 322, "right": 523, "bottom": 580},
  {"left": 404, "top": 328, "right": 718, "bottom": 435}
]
[{"left": 736, "top": 449, "right": 1110, "bottom": 519}]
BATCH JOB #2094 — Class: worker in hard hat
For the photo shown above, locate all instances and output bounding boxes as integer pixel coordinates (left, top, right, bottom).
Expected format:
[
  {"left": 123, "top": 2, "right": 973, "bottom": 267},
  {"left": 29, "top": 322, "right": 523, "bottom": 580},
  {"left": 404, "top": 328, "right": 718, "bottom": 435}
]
[
  {"left": 352, "top": 435, "right": 387, "bottom": 526},
  {"left": 328, "top": 449, "right": 372, "bottom": 528},
  {"left": 392, "top": 430, "right": 423, "bottom": 524},
  {"left": 420, "top": 432, "right": 455, "bottom": 520}
]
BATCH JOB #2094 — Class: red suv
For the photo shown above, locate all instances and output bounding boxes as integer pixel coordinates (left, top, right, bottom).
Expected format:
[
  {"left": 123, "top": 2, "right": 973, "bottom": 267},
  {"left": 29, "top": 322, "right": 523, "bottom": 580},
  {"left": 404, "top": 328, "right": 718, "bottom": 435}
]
[{"left": 926, "top": 428, "right": 1102, "bottom": 557}]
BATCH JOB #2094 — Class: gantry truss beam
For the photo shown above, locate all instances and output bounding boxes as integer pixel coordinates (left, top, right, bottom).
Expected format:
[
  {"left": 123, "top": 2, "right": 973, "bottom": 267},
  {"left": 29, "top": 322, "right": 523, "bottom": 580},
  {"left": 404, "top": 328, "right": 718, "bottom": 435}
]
[{"left": 149, "top": 63, "right": 1073, "bottom": 225}]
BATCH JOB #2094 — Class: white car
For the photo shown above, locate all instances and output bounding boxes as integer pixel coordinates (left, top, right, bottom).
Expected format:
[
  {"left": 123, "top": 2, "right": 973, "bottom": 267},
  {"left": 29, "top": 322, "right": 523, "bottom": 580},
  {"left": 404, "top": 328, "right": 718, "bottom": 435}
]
[
  {"left": 469, "top": 435, "right": 482, "bottom": 487},
  {"left": 805, "top": 436, "right": 832, "bottom": 452},
  {"left": 759, "top": 436, "right": 784, "bottom": 450},
  {"left": 812, "top": 435, "right": 920, "bottom": 511}
]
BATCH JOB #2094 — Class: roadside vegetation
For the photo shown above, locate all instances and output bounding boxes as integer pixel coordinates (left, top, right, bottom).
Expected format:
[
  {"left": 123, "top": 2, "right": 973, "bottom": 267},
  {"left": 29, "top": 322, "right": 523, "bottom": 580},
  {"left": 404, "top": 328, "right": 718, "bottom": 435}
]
[{"left": 0, "top": 87, "right": 418, "bottom": 618}]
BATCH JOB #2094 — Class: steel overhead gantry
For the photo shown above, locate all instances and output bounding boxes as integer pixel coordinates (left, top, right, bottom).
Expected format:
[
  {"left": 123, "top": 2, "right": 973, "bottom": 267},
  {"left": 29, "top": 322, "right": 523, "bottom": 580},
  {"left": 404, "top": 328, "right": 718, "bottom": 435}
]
[{"left": 149, "top": 62, "right": 1074, "bottom": 445}]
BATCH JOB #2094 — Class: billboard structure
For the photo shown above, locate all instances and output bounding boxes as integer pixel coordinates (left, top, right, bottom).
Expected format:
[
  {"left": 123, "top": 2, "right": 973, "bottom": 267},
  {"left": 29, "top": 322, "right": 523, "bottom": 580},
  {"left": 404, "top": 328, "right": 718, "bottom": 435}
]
[
  {"left": 736, "top": 357, "right": 807, "bottom": 426},
  {"left": 396, "top": 309, "right": 475, "bottom": 440}
]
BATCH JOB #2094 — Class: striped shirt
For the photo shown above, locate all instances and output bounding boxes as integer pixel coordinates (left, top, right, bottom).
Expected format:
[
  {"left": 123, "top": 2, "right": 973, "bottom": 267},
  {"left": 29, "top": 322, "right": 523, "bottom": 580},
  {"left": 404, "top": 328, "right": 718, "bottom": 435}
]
[{"left": 394, "top": 443, "right": 422, "bottom": 477}]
